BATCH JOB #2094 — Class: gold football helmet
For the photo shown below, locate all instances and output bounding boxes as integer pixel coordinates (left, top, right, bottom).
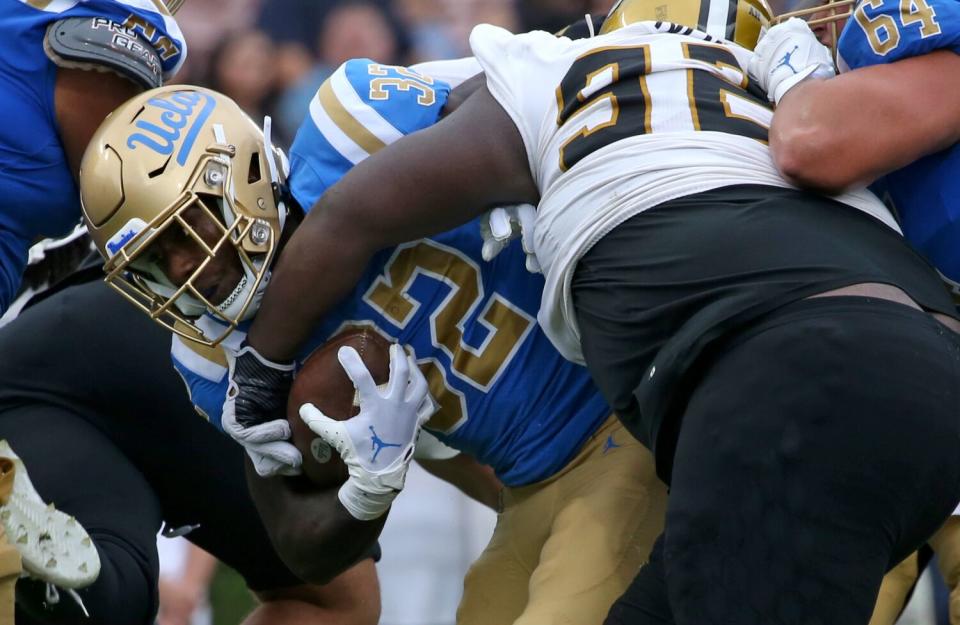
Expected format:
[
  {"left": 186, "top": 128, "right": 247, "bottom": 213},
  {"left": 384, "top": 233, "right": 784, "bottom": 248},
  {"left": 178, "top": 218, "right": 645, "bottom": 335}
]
[
  {"left": 600, "top": 0, "right": 774, "bottom": 50},
  {"left": 80, "top": 85, "right": 290, "bottom": 346}
]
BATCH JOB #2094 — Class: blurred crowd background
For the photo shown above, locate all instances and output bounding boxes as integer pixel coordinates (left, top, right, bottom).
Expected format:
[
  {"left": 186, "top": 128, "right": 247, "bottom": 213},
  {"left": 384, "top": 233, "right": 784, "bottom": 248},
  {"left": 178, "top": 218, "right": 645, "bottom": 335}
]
[
  {"left": 170, "top": 0, "right": 613, "bottom": 145},
  {"left": 153, "top": 1, "right": 954, "bottom": 624}
]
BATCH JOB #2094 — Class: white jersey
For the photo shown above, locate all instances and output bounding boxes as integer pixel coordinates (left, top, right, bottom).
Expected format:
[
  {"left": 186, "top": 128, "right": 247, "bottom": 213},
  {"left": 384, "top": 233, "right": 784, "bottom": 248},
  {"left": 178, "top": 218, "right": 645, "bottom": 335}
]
[
  {"left": 469, "top": 22, "right": 899, "bottom": 363},
  {"left": 410, "top": 56, "right": 481, "bottom": 87}
]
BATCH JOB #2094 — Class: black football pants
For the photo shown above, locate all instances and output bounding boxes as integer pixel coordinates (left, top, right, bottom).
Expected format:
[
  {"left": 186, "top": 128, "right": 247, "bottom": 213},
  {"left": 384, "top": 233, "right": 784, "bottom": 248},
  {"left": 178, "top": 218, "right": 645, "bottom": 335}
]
[
  {"left": 603, "top": 297, "right": 960, "bottom": 624},
  {"left": 0, "top": 280, "right": 304, "bottom": 625}
]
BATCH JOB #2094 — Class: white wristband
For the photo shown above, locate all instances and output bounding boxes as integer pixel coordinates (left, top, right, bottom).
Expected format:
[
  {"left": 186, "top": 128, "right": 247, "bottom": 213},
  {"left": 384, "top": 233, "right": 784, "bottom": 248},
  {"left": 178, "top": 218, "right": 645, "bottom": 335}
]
[{"left": 337, "top": 466, "right": 406, "bottom": 521}]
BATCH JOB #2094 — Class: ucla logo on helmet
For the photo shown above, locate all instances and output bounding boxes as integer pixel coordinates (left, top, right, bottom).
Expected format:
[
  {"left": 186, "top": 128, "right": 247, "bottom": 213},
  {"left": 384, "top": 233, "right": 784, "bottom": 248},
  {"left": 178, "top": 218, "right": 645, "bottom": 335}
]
[{"left": 126, "top": 90, "right": 217, "bottom": 166}]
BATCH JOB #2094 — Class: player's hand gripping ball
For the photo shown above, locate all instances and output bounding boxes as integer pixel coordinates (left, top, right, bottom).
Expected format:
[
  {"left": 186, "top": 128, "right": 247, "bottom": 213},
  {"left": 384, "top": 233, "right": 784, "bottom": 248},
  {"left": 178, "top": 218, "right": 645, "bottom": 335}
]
[{"left": 286, "top": 327, "right": 392, "bottom": 488}]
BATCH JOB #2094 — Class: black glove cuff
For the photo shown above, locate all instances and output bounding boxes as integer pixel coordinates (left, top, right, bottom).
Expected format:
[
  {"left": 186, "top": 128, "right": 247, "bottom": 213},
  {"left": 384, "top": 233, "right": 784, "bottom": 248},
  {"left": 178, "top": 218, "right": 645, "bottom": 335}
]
[{"left": 233, "top": 347, "right": 294, "bottom": 427}]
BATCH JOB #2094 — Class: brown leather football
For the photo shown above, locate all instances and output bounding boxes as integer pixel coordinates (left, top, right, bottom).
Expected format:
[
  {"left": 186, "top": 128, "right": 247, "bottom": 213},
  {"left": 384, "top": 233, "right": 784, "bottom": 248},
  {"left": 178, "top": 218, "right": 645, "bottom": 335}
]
[{"left": 287, "top": 326, "right": 393, "bottom": 488}]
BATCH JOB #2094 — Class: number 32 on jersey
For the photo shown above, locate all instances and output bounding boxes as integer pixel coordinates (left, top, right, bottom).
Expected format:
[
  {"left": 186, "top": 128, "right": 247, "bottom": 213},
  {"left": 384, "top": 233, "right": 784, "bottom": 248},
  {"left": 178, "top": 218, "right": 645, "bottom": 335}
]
[
  {"left": 555, "top": 42, "right": 773, "bottom": 170},
  {"left": 360, "top": 240, "right": 535, "bottom": 433}
]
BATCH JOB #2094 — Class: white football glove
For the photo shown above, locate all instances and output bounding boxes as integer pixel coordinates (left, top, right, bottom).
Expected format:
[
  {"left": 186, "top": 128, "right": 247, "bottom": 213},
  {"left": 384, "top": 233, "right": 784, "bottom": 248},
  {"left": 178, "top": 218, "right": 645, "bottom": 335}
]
[
  {"left": 222, "top": 344, "right": 303, "bottom": 478},
  {"left": 748, "top": 18, "right": 836, "bottom": 105},
  {"left": 479, "top": 204, "right": 541, "bottom": 273},
  {"left": 299, "top": 344, "right": 434, "bottom": 520}
]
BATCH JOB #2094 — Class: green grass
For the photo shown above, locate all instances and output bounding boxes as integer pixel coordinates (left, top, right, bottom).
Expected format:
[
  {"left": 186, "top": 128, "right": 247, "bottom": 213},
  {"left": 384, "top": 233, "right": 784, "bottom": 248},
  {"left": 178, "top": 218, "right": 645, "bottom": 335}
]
[{"left": 210, "top": 564, "right": 257, "bottom": 625}]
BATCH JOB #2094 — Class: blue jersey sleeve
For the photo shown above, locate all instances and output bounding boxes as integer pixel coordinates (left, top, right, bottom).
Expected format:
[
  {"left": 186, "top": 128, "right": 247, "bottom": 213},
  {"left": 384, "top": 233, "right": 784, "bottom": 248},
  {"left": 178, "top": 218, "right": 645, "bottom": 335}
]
[
  {"left": 288, "top": 58, "right": 451, "bottom": 211},
  {"left": 170, "top": 336, "right": 229, "bottom": 429},
  {"left": 838, "top": 0, "right": 960, "bottom": 69}
]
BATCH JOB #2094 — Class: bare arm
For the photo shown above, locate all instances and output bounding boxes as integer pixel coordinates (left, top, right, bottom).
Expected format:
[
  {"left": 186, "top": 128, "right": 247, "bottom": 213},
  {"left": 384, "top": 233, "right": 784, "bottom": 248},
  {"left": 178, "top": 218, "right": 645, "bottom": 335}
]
[
  {"left": 417, "top": 455, "right": 503, "bottom": 511},
  {"left": 770, "top": 50, "right": 960, "bottom": 194},
  {"left": 54, "top": 68, "right": 142, "bottom": 180},
  {"left": 249, "top": 561, "right": 380, "bottom": 625},
  {"left": 244, "top": 460, "right": 385, "bottom": 585},
  {"left": 157, "top": 543, "right": 217, "bottom": 625},
  {"left": 178, "top": 543, "right": 217, "bottom": 590},
  {"left": 247, "top": 84, "right": 538, "bottom": 361},
  {"left": 440, "top": 72, "right": 486, "bottom": 118},
  {"left": 867, "top": 552, "right": 919, "bottom": 625},
  {"left": 930, "top": 516, "right": 960, "bottom": 625}
]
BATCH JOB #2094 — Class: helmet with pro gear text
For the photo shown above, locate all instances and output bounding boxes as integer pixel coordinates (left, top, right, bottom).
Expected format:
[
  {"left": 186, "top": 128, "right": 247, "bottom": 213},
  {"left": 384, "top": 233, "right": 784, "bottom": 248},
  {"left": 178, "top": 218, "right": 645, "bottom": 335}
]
[
  {"left": 600, "top": 0, "right": 774, "bottom": 50},
  {"left": 79, "top": 85, "right": 289, "bottom": 346}
]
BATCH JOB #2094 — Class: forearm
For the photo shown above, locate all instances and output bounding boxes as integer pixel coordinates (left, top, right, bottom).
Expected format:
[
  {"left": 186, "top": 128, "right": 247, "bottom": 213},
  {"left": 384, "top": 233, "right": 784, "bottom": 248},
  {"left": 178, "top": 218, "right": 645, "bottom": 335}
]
[
  {"left": 247, "top": 204, "right": 374, "bottom": 361},
  {"left": 249, "top": 560, "right": 380, "bottom": 625},
  {"left": 180, "top": 544, "right": 217, "bottom": 590},
  {"left": 55, "top": 68, "right": 142, "bottom": 179},
  {"left": 931, "top": 516, "right": 960, "bottom": 622},
  {"left": 770, "top": 50, "right": 960, "bottom": 193},
  {"left": 247, "top": 138, "right": 485, "bottom": 363},
  {"left": 244, "top": 460, "right": 386, "bottom": 584},
  {"left": 417, "top": 455, "right": 502, "bottom": 511},
  {"left": 868, "top": 552, "right": 918, "bottom": 625},
  {"left": 247, "top": 85, "right": 537, "bottom": 362}
]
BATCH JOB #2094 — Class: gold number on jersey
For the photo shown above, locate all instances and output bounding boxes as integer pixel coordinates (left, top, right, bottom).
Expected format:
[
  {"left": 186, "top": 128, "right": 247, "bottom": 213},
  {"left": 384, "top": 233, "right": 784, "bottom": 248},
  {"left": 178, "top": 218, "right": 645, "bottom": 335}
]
[
  {"left": 334, "top": 323, "right": 468, "bottom": 433},
  {"left": 416, "top": 358, "right": 468, "bottom": 432},
  {"left": 555, "top": 42, "right": 771, "bottom": 171},
  {"left": 856, "top": 0, "right": 941, "bottom": 54},
  {"left": 368, "top": 64, "right": 437, "bottom": 106},
  {"left": 683, "top": 43, "right": 771, "bottom": 140},
  {"left": 121, "top": 14, "right": 180, "bottom": 60},
  {"left": 362, "top": 241, "right": 535, "bottom": 430},
  {"left": 555, "top": 45, "right": 652, "bottom": 171},
  {"left": 901, "top": 0, "right": 942, "bottom": 37},
  {"left": 854, "top": 0, "right": 902, "bottom": 54}
]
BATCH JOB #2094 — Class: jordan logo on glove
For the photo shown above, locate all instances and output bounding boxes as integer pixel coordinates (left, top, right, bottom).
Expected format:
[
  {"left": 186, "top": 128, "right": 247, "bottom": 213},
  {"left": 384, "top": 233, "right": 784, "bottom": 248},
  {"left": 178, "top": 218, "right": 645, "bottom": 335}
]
[
  {"left": 775, "top": 45, "right": 801, "bottom": 74},
  {"left": 369, "top": 426, "right": 402, "bottom": 463}
]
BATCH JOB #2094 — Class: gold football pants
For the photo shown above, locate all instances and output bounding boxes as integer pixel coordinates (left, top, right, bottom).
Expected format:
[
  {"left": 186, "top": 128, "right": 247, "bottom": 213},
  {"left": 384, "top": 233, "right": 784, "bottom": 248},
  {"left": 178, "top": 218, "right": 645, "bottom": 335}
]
[
  {"left": 457, "top": 416, "right": 667, "bottom": 625},
  {"left": 0, "top": 458, "right": 21, "bottom": 625}
]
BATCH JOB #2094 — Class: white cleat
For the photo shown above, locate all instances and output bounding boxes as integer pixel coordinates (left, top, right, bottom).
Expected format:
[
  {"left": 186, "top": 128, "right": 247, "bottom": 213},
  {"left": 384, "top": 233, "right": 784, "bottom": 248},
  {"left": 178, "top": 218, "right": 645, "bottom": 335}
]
[{"left": 0, "top": 440, "right": 100, "bottom": 590}]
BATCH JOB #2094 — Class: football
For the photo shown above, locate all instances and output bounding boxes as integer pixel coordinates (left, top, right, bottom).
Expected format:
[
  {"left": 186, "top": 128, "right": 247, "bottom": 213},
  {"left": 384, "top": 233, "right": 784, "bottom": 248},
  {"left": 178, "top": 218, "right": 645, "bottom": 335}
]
[{"left": 287, "top": 326, "right": 393, "bottom": 488}]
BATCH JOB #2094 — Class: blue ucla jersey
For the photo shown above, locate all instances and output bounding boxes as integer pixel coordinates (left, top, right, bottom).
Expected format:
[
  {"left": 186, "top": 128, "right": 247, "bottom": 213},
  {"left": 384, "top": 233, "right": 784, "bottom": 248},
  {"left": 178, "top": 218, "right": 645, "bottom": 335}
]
[
  {"left": 0, "top": 0, "right": 185, "bottom": 313},
  {"left": 838, "top": 0, "right": 960, "bottom": 289},
  {"left": 172, "top": 59, "right": 611, "bottom": 487}
]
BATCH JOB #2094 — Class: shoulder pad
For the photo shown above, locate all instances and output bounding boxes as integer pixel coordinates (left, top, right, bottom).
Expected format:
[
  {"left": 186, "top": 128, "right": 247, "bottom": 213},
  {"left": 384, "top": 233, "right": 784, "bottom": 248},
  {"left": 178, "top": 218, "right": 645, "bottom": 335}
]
[{"left": 44, "top": 17, "right": 162, "bottom": 89}]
